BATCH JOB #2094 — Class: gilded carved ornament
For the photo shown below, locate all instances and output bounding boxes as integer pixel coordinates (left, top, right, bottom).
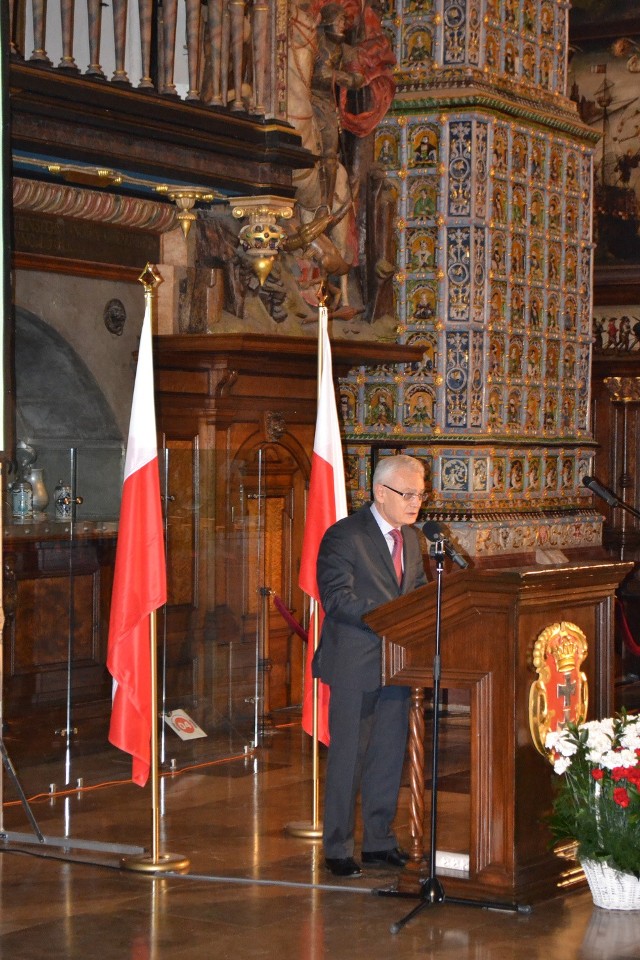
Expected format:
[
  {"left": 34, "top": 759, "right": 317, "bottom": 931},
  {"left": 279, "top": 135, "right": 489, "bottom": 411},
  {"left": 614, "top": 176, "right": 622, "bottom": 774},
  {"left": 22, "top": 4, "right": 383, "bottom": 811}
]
[
  {"left": 529, "top": 621, "right": 589, "bottom": 760},
  {"left": 603, "top": 377, "right": 640, "bottom": 404},
  {"left": 231, "top": 195, "right": 295, "bottom": 286}
]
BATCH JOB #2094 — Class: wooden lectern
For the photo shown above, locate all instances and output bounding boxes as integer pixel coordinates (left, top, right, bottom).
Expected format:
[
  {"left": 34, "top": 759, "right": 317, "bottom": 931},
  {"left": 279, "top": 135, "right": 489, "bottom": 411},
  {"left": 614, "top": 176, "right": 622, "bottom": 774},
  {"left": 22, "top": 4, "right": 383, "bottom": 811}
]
[{"left": 365, "top": 558, "right": 632, "bottom": 903}]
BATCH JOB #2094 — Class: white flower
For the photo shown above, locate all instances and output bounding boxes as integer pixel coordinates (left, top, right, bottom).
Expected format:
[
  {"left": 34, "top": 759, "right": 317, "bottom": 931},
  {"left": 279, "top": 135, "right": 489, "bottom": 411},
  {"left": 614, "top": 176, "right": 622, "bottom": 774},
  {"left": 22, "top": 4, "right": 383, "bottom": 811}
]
[
  {"left": 545, "top": 729, "right": 561, "bottom": 750},
  {"left": 620, "top": 728, "right": 640, "bottom": 752},
  {"left": 581, "top": 722, "right": 614, "bottom": 762},
  {"left": 582, "top": 718, "right": 615, "bottom": 738},
  {"left": 553, "top": 755, "right": 572, "bottom": 775},
  {"left": 598, "top": 747, "right": 638, "bottom": 770},
  {"left": 545, "top": 729, "right": 578, "bottom": 757}
]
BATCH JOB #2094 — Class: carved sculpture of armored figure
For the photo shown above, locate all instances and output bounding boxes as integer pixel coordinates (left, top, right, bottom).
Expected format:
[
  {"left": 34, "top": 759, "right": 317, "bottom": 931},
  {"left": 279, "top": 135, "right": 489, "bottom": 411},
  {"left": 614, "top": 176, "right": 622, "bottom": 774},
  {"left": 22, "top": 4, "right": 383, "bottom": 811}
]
[
  {"left": 287, "top": 0, "right": 396, "bottom": 318},
  {"left": 310, "top": 4, "right": 366, "bottom": 209}
]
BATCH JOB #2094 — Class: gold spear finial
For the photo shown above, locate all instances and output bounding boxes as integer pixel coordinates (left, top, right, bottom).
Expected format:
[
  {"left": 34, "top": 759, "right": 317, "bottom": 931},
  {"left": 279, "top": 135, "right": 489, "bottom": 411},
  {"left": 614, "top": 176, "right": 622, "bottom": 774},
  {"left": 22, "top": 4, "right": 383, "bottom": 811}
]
[
  {"left": 138, "top": 263, "right": 161, "bottom": 291},
  {"left": 317, "top": 279, "right": 328, "bottom": 310}
]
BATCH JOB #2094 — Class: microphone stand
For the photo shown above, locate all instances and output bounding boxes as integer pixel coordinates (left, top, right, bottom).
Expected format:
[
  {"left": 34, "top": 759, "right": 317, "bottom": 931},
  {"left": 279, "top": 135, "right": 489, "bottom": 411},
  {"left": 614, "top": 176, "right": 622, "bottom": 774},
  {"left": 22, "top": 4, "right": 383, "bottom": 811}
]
[
  {"left": 605, "top": 493, "right": 640, "bottom": 522},
  {"left": 583, "top": 478, "right": 640, "bottom": 547},
  {"left": 388, "top": 537, "right": 531, "bottom": 934},
  {"left": 583, "top": 476, "right": 640, "bottom": 520}
]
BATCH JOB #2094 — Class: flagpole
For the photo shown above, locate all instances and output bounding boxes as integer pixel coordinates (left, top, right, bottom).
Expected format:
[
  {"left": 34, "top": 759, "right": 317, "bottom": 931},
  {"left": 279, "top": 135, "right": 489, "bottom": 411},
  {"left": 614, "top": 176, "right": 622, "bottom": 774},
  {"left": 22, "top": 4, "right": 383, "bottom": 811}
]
[
  {"left": 311, "top": 614, "right": 322, "bottom": 832},
  {"left": 121, "top": 266, "right": 189, "bottom": 875},
  {"left": 286, "top": 282, "right": 327, "bottom": 841},
  {"left": 122, "top": 611, "right": 189, "bottom": 873},
  {"left": 311, "top": 285, "right": 327, "bottom": 832}
]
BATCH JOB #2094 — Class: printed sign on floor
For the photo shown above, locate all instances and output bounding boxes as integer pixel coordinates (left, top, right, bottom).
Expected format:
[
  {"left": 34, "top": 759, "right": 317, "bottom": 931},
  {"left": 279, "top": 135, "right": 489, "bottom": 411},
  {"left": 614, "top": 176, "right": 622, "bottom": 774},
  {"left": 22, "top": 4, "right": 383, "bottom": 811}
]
[{"left": 163, "top": 709, "right": 207, "bottom": 740}]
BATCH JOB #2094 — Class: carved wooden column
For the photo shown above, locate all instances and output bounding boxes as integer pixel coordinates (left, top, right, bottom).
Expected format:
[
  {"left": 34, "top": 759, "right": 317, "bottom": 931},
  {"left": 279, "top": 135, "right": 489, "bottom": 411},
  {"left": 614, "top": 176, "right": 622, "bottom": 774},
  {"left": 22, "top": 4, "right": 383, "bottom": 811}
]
[
  {"left": 602, "top": 376, "right": 640, "bottom": 548},
  {"left": 138, "top": 0, "right": 155, "bottom": 88},
  {"left": 29, "top": 0, "right": 52, "bottom": 63},
  {"left": 206, "top": 0, "right": 224, "bottom": 106},
  {"left": 86, "top": 0, "right": 106, "bottom": 77},
  {"left": 57, "top": 0, "right": 78, "bottom": 71},
  {"left": 160, "top": 0, "right": 179, "bottom": 94},
  {"left": 185, "top": 0, "right": 203, "bottom": 102},
  {"left": 251, "top": 0, "right": 269, "bottom": 114},
  {"left": 111, "top": 0, "right": 130, "bottom": 83},
  {"left": 399, "top": 685, "right": 426, "bottom": 891},
  {"left": 229, "top": 0, "right": 245, "bottom": 111},
  {"left": 220, "top": 1, "right": 231, "bottom": 107}
]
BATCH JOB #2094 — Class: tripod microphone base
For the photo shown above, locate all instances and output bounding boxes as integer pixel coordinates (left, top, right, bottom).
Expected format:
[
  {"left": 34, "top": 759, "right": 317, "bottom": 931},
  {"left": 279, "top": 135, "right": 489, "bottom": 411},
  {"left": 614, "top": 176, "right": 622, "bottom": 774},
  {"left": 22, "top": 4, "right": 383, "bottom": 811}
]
[
  {"left": 421, "top": 875, "right": 445, "bottom": 904},
  {"left": 384, "top": 874, "right": 531, "bottom": 934}
]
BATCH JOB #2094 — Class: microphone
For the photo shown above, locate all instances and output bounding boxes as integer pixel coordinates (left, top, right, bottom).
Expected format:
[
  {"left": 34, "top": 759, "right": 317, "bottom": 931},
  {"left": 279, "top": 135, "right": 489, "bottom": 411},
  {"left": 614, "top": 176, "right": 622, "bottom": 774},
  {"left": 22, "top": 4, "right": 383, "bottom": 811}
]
[
  {"left": 582, "top": 475, "right": 619, "bottom": 508},
  {"left": 422, "top": 521, "right": 469, "bottom": 569}
]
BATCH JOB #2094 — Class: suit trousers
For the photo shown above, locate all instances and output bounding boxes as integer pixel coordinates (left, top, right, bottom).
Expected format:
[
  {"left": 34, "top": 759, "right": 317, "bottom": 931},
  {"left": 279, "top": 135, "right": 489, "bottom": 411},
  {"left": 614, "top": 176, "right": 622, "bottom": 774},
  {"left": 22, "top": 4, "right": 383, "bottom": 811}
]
[{"left": 322, "top": 684, "right": 410, "bottom": 859}]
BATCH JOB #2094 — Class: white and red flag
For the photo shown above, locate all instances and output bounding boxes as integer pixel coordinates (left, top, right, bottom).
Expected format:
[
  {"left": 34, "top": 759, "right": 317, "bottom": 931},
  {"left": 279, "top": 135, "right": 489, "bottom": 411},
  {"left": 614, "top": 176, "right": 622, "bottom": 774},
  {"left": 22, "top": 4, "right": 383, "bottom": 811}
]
[
  {"left": 298, "top": 306, "right": 347, "bottom": 745},
  {"left": 107, "top": 291, "right": 166, "bottom": 786}
]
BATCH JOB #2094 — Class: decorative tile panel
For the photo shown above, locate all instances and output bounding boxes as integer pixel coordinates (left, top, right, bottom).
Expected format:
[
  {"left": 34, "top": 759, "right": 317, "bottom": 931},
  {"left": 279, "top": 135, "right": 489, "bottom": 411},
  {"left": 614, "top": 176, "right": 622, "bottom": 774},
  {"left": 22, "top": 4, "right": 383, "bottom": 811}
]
[{"left": 340, "top": 0, "right": 599, "bottom": 554}]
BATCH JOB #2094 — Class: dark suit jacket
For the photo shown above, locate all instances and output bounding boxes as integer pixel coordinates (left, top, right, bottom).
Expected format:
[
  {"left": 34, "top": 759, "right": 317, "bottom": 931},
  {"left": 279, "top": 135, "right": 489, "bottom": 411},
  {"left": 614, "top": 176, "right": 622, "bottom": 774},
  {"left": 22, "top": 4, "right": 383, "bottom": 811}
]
[{"left": 314, "top": 504, "right": 427, "bottom": 692}]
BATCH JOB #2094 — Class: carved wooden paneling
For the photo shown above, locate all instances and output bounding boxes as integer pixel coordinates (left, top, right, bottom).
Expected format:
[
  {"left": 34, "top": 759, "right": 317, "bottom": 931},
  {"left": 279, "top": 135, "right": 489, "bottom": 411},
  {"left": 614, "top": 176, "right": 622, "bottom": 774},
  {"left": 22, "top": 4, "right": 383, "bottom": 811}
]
[
  {"left": 153, "top": 335, "right": 418, "bottom": 724},
  {"left": 2, "top": 533, "right": 115, "bottom": 712},
  {"left": 368, "top": 558, "right": 632, "bottom": 902}
]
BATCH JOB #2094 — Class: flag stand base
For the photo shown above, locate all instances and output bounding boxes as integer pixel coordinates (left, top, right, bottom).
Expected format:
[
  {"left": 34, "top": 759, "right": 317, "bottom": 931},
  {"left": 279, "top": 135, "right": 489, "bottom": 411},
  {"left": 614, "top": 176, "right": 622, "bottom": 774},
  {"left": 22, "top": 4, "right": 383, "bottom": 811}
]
[
  {"left": 121, "top": 852, "right": 191, "bottom": 874},
  {"left": 285, "top": 820, "right": 322, "bottom": 840}
]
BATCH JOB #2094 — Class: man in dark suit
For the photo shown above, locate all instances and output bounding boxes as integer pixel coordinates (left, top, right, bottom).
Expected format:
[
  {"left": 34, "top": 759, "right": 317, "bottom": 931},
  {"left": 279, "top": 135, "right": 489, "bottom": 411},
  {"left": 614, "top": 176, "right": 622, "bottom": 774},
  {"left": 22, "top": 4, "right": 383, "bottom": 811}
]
[{"left": 315, "top": 455, "right": 428, "bottom": 877}]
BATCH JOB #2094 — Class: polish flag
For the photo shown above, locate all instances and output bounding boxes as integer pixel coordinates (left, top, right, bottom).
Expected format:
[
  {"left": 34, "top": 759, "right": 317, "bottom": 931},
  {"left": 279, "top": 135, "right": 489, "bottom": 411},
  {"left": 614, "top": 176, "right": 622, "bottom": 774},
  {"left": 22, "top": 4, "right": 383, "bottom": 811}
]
[
  {"left": 107, "top": 290, "right": 166, "bottom": 786},
  {"left": 298, "top": 306, "right": 347, "bottom": 744}
]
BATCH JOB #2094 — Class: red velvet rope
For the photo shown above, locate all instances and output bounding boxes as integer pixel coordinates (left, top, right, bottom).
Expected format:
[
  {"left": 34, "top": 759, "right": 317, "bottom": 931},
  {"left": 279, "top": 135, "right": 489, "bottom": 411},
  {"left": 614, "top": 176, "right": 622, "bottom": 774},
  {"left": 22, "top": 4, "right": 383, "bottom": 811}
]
[
  {"left": 272, "top": 594, "right": 308, "bottom": 644},
  {"left": 616, "top": 597, "right": 640, "bottom": 657}
]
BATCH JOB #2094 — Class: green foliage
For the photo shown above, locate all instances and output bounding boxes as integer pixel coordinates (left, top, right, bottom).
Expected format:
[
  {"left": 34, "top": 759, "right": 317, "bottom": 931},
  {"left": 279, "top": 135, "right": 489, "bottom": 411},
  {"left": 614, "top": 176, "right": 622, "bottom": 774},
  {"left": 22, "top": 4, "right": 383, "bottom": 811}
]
[{"left": 546, "top": 713, "right": 640, "bottom": 877}]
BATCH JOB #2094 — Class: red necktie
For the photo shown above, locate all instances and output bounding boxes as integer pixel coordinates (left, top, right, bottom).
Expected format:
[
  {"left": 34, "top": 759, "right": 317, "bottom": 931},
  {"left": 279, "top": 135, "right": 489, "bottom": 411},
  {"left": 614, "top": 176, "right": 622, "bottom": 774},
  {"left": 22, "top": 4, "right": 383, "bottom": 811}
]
[{"left": 390, "top": 528, "right": 403, "bottom": 584}]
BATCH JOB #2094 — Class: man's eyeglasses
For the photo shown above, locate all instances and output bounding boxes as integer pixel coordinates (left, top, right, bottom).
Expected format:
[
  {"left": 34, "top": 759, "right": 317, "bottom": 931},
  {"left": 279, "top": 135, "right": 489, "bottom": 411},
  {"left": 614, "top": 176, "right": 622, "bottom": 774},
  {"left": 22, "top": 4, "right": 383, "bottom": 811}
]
[{"left": 382, "top": 484, "right": 428, "bottom": 504}]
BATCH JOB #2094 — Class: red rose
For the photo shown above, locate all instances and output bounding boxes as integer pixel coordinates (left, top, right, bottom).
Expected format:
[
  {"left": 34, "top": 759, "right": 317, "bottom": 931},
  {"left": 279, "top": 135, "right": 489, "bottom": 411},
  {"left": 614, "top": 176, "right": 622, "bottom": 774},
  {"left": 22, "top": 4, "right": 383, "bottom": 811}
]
[{"left": 614, "top": 787, "right": 630, "bottom": 808}]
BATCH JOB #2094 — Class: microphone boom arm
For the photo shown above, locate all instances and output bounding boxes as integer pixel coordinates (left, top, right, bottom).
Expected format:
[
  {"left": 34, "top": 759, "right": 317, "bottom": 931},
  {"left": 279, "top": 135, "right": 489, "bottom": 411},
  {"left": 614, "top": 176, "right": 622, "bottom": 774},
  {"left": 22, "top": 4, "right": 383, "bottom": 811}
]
[
  {"left": 583, "top": 476, "right": 640, "bottom": 521},
  {"left": 422, "top": 521, "right": 469, "bottom": 570}
]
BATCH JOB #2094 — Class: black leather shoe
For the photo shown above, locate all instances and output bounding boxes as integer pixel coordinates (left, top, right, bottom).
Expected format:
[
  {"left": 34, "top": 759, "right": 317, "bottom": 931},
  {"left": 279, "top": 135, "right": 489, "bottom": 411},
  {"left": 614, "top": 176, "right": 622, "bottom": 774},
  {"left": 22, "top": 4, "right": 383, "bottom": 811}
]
[
  {"left": 325, "top": 856, "right": 362, "bottom": 877},
  {"left": 361, "top": 847, "right": 409, "bottom": 868}
]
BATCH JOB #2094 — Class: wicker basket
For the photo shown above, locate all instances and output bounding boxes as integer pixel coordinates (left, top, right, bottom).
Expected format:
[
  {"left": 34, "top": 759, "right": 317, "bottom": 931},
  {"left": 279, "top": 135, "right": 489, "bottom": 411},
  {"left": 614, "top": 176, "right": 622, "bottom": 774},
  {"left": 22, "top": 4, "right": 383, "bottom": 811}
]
[{"left": 581, "top": 859, "right": 640, "bottom": 911}]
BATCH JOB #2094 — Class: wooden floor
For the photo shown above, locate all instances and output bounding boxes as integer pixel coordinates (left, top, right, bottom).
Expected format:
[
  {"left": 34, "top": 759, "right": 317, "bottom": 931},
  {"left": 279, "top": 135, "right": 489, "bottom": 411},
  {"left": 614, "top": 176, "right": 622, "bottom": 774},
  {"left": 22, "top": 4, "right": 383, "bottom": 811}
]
[{"left": 0, "top": 715, "right": 637, "bottom": 960}]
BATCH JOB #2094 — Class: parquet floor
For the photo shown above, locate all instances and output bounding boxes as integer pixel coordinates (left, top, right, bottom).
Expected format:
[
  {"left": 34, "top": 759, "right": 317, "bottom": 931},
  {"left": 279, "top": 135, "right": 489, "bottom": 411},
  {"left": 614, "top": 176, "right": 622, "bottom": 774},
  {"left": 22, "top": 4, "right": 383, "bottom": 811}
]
[{"left": 0, "top": 713, "right": 637, "bottom": 959}]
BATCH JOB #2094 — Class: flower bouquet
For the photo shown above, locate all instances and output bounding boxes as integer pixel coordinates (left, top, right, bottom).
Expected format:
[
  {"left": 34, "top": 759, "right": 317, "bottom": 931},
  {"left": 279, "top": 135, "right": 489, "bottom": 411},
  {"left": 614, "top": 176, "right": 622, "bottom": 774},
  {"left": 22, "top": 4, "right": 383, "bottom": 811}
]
[{"left": 545, "top": 713, "right": 640, "bottom": 908}]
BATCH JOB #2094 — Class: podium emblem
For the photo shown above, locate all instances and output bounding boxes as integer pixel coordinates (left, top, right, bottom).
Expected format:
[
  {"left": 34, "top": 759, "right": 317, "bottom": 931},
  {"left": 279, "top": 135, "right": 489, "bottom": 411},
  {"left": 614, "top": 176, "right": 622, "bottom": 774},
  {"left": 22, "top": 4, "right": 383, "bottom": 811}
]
[{"left": 529, "top": 621, "right": 588, "bottom": 758}]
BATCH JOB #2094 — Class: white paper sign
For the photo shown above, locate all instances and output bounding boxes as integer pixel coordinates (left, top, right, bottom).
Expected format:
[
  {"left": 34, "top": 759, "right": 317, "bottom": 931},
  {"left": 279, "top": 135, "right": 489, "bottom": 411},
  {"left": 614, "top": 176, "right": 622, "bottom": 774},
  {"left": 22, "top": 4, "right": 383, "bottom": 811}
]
[{"left": 163, "top": 709, "right": 207, "bottom": 740}]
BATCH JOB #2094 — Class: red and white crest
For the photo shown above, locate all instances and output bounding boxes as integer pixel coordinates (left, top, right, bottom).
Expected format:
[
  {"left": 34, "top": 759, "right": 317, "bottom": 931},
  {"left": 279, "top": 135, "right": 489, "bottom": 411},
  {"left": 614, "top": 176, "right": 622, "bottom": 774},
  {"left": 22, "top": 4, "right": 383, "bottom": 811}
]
[{"left": 529, "top": 621, "right": 589, "bottom": 759}]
